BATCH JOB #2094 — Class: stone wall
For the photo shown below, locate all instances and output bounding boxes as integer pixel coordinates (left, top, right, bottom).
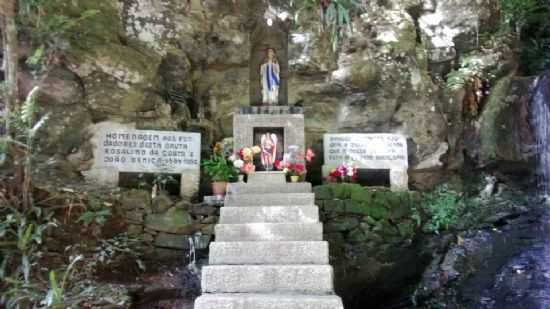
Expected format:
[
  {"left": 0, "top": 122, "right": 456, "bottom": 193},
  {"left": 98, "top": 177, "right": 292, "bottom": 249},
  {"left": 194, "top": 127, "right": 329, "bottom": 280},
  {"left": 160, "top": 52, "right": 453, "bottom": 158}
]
[
  {"left": 119, "top": 189, "right": 218, "bottom": 257},
  {"left": 313, "top": 184, "right": 430, "bottom": 305}
]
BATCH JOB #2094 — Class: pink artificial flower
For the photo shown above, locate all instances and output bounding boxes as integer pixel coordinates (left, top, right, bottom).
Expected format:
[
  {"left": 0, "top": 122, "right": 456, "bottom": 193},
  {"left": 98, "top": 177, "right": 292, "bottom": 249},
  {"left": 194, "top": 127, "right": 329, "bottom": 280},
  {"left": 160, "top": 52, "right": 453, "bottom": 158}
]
[
  {"left": 306, "top": 148, "right": 315, "bottom": 162},
  {"left": 240, "top": 162, "right": 256, "bottom": 174}
]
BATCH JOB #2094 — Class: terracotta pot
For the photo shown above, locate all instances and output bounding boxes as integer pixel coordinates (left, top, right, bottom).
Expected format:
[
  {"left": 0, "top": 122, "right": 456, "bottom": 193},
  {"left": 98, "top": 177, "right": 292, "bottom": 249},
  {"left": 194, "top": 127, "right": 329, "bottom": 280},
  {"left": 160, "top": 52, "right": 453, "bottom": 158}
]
[
  {"left": 290, "top": 175, "right": 300, "bottom": 183},
  {"left": 212, "top": 181, "right": 227, "bottom": 196}
]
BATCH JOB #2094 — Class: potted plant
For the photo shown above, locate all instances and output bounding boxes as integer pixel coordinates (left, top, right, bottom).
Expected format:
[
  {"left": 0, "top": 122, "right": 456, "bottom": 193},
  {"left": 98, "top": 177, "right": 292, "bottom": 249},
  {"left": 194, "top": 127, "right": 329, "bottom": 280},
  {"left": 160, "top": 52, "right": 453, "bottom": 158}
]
[{"left": 202, "top": 153, "right": 237, "bottom": 196}]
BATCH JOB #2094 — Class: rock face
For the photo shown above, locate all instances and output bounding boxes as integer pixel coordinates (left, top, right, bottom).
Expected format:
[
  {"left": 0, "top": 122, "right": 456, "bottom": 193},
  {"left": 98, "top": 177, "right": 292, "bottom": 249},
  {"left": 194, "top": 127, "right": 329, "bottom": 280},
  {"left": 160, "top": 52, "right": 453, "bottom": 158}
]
[{"left": 18, "top": 0, "right": 525, "bottom": 189}]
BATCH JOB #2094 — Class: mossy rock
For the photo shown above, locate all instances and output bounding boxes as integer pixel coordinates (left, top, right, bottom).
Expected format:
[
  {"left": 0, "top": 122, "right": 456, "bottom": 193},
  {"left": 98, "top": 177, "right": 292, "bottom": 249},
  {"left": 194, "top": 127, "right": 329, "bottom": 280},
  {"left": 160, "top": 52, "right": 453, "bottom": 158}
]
[
  {"left": 331, "top": 183, "right": 361, "bottom": 200},
  {"left": 325, "top": 217, "right": 359, "bottom": 232},
  {"left": 389, "top": 199, "right": 413, "bottom": 219},
  {"left": 367, "top": 205, "right": 390, "bottom": 220},
  {"left": 349, "top": 60, "right": 381, "bottom": 90},
  {"left": 48, "top": 0, "right": 122, "bottom": 48},
  {"left": 397, "top": 220, "right": 416, "bottom": 238},
  {"left": 313, "top": 185, "right": 333, "bottom": 200},
  {"left": 323, "top": 200, "right": 345, "bottom": 214},
  {"left": 120, "top": 189, "right": 151, "bottom": 210},
  {"left": 350, "top": 185, "right": 373, "bottom": 203},
  {"left": 347, "top": 229, "right": 369, "bottom": 243},
  {"left": 345, "top": 200, "right": 370, "bottom": 215},
  {"left": 145, "top": 207, "right": 195, "bottom": 234}
]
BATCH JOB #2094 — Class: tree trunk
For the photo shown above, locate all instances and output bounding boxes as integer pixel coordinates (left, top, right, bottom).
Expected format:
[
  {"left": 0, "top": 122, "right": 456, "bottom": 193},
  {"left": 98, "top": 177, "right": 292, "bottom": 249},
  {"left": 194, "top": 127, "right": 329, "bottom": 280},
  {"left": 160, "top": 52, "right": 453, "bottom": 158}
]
[
  {"left": 1, "top": 0, "right": 18, "bottom": 136},
  {"left": 1, "top": 1, "right": 28, "bottom": 210}
]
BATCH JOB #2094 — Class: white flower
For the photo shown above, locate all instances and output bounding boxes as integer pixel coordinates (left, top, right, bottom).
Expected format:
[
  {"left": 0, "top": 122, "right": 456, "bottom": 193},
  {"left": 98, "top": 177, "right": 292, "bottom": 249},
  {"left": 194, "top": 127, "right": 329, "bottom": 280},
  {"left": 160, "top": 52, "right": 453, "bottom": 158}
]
[
  {"left": 228, "top": 154, "right": 237, "bottom": 162},
  {"left": 233, "top": 159, "right": 244, "bottom": 169},
  {"left": 345, "top": 164, "right": 355, "bottom": 177}
]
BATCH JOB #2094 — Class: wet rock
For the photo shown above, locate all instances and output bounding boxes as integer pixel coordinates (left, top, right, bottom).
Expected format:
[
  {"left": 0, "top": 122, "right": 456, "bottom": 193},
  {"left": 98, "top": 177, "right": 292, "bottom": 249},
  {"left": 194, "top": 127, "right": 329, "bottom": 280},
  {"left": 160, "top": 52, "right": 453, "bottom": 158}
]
[
  {"left": 155, "top": 233, "right": 189, "bottom": 250},
  {"left": 145, "top": 207, "right": 196, "bottom": 234}
]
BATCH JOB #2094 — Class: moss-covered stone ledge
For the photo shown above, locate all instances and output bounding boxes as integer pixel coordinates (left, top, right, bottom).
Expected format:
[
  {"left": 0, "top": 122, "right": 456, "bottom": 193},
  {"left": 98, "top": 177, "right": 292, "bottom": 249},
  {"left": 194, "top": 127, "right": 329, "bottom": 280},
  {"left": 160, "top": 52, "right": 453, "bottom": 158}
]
[{"left": 313, "top": 184, "right": 430, "bottom": 305}]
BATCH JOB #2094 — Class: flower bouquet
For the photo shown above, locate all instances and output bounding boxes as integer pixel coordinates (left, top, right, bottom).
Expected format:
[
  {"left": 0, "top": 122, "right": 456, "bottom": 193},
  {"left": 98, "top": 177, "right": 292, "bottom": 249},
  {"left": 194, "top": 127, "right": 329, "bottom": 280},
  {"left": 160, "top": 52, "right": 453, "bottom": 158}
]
[
  {"left": 274, "top": 146, "right": 315, "bottom": 182},
  {"left": 328, "top": 163, "right": 358, "bottom": 183},
  {"left": 230, "top": 146, "right": 261, "bottom": 176}
]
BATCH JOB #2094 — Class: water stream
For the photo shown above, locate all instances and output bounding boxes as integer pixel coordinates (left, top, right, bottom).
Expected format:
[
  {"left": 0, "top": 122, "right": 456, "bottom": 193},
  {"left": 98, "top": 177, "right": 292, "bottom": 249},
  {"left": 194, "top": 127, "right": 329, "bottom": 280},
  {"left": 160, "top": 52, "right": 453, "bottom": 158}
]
[{"left": 529, "top": 72, "right": 550, "bottom": 196}]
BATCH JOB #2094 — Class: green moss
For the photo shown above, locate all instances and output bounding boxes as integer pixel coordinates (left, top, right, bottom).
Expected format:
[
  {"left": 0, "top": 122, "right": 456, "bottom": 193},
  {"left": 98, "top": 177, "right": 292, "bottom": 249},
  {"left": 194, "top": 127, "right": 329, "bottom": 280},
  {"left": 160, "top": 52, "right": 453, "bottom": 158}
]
[
  {"left": 314, "top": 185, "right": 333, "bottom": 200},
  {"left": 350, "top": 185, "right": 372, "bottom": 202},
  {"left": 479, "top": 76, "right": 513, "bottom": 160},
  {"left": 389, "top": 21, "right": 418, "bottom": 56},
  {"left": 48, "top": 0, "right": 121, "bottom": 48},
  {"left": 329, "top": 183, "right": 356, "bottom": 200},
  {"left": 324, "top": 200, "right": 345, "bottom": 214},
  {"left": 367, "top": 205, "right": 390, "bottom": 220},
  {"left": 350, "top": 60, "right": 381, "bottom": 89},
  {"left": 397, "top": 220, "right": 416, "bottom": 238}
]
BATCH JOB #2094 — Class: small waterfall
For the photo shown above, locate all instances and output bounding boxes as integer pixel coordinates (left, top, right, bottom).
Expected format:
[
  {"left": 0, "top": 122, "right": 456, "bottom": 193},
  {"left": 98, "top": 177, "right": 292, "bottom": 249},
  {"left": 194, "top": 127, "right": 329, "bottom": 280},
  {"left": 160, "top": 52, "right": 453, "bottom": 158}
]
[
  {"left": 188, "top": 235, "right": 197, "bottom": 266},
  {"left": 529, "top": 72, "right": 550, "bottom": 196},
  {"left": 182, "top": 233, "right": 202, "bottom": 298}
]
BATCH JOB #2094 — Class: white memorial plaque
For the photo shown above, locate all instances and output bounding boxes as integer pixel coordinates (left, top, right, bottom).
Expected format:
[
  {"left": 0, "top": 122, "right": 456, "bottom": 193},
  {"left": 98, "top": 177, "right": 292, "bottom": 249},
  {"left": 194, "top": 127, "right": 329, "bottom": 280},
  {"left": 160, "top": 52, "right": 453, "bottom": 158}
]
[
  {"left": 323, "top": 133, "right": 409, "bottom": 191},
  {"left": 98, "top": 130, "right": 200, "bottom": 172},
  {"left": 84, "top": 121, "right": 201, "bottom": 198}
]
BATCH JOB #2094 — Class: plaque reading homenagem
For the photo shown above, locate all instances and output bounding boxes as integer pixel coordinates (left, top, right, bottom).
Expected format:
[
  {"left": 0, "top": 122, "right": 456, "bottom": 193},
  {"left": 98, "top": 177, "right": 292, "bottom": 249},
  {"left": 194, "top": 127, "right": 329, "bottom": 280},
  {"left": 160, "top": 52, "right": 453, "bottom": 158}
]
[
  {"left": 323, "top": 133, "right": 409, "bottom": 191},
  {"left": 84, "top": 122, "right": 201, "bottom": 198},
  {"left": 99, "top": 130, "right": 200, "bottom": 172}
]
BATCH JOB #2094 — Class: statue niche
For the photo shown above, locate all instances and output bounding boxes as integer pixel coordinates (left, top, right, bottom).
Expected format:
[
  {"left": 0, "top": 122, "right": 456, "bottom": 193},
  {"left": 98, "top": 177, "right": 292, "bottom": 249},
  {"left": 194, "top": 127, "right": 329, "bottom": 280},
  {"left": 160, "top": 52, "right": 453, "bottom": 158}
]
[
  {"left": 249, "top": 17, "right": 289, "bottom": 106},
  {"left": 260, "top": 48, "right": 280, "bottom": 105}
]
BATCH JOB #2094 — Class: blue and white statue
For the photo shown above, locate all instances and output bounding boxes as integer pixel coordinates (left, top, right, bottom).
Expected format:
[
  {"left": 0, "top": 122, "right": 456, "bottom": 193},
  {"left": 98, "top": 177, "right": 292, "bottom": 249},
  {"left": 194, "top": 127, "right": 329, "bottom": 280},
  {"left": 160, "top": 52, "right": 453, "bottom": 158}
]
[{"left": 260, "top": 48, "right": 280, "bottom": 105}]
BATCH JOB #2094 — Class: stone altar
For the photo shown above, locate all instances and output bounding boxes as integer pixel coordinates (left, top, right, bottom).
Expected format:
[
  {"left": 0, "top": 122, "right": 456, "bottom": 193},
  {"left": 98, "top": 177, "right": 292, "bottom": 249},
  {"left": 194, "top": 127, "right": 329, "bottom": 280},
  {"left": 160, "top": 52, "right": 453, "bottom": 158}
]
[{"left": 233, "top": 106, "right": 305, "bottom": 170}]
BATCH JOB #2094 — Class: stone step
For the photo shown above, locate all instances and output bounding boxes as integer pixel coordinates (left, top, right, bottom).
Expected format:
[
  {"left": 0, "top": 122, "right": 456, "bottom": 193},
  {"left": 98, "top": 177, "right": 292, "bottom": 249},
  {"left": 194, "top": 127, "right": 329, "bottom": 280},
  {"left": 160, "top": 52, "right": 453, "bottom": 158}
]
[
  {"left": 224, "top": 193, "right": 315, "bottom": 207},
  {"left": 247, "top": 171, "right": 286, "bottom": 184},
  {"left": 201, "top": 265, "right": 335, "bottom": 294},
  {"left": 194, "top": 293, "right": 344, "bottom": 309},
  {"left": 215, "top": 223, "right": 323, "bottom": 241},
  {"left": 219, "top": 206, "right": 319, "bottom": 224},
  {"left": 227, "top": 182, "right": 312, "bottom": 195},
  {"left": 209, "top": 241, "right": 329, "bottom": 265}
]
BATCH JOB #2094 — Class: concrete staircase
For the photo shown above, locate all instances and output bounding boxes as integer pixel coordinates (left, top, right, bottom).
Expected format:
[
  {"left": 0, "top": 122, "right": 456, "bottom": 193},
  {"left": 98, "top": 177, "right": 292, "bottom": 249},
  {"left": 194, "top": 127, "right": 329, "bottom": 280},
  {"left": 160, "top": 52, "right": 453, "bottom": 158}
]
[{"left": 194, "top": 172, "right": 344, "bottom": 309}]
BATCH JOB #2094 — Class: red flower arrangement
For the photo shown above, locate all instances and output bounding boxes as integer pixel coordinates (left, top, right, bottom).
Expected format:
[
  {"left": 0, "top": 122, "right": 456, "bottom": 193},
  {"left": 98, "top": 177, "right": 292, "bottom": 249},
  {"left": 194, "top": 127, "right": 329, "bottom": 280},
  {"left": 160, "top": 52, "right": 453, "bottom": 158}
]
[{"left": 327, "top": 163, "right": 358, "bottom": 183}]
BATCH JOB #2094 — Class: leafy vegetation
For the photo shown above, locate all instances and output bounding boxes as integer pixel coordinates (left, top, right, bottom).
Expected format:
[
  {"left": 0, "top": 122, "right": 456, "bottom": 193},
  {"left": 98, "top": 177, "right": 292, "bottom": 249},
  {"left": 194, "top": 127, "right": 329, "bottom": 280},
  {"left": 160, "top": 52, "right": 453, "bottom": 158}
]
[
  {"left": 44, "top": 255, "right": 83, "bottom": 308},
  {"left": 445, "top": 55, "right": 494, "bottom": 91},
  {"left": 420, "top": 186, "right": 462, "bottom": 234},
  {"left": 500, "top": 0, "right": 545, "bottom": 35},
  {"left": 0, "top": 203, "right": 58, "bottom": 307},
  {"left": 291, "top": 0, "right": 365, "bottom": 52},
  {"left": 77, "top": 194, "right": 111, "bottom": 226},
  {"left": 15, "top": 0, "right": 100, "bottom": 69},
  {"left": 498, "top": 0, "right": 550, "bottom": 74},
  {"left": 202, "top": 153, "right": 237, "bottom": 182}
]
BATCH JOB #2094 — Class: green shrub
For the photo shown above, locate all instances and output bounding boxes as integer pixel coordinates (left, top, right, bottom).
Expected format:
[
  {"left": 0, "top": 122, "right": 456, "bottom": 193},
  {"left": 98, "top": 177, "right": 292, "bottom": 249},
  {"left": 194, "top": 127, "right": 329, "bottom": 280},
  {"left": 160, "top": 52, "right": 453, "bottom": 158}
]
[{"left": 420, "top": 186, "right": 462, "bottom": 234}]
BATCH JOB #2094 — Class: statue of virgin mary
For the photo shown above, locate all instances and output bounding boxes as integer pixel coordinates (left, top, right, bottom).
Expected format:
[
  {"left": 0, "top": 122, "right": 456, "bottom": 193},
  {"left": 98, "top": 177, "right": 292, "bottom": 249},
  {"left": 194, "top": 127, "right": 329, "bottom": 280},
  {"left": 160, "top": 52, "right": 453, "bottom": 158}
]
[{"left": 260, "top": 48, "right": 280, "bottom": 105}]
